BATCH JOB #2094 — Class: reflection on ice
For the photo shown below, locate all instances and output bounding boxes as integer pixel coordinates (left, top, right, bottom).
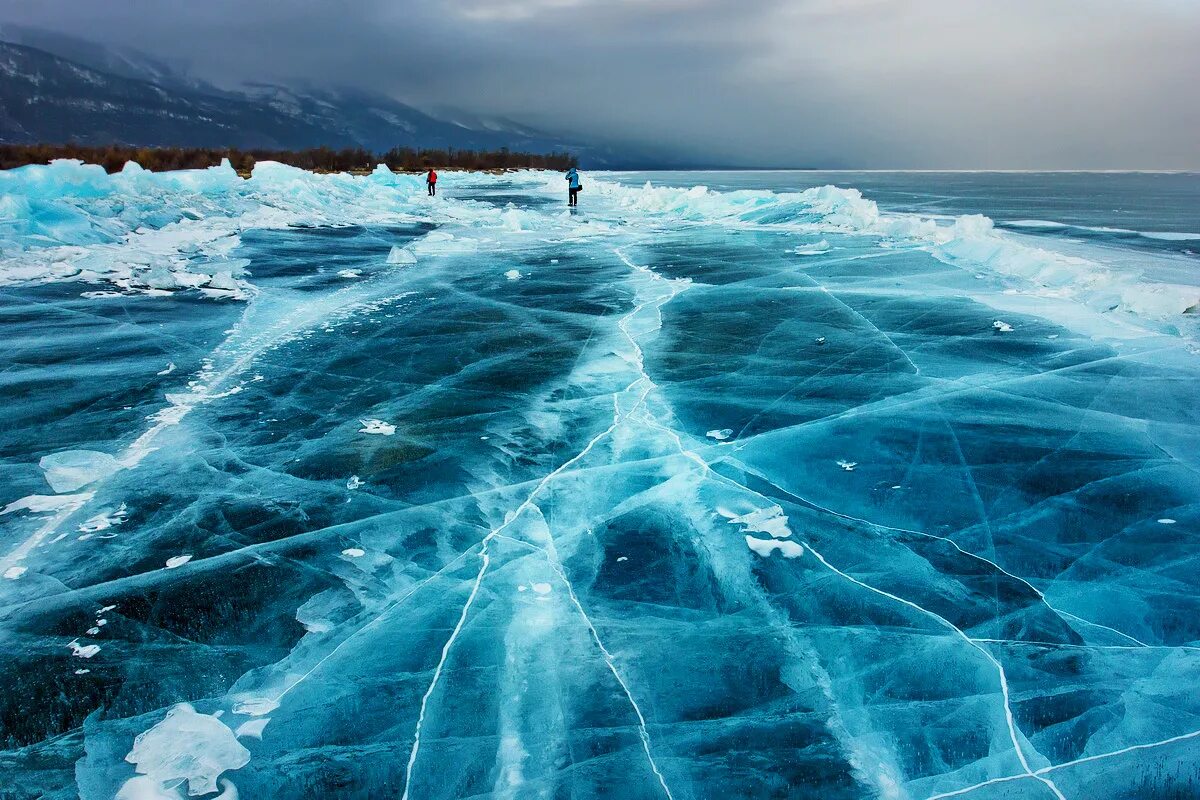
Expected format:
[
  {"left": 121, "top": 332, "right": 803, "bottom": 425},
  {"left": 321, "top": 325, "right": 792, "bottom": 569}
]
[{"left": 1, "top": 165, "right": 1198, "bottom": 799}]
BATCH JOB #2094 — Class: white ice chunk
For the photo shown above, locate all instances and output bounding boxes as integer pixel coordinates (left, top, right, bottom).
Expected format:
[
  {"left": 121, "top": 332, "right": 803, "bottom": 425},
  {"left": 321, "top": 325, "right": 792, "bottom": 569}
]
[
  {"left": 234, "top": 718, "right": 270, "bottom": 740},
  {"left": 993, "top": 320, "right": 1014, "bottom": 332},
  {"left": 837, "top": 460, "right": 858, "bottom": 471},
  {"left": 157, "top": 362, "right": 176, "bottom": 376},
  {"left": 358, "top": 419, "right": 395, "bottom": 436},
  {"left": 505, "top": 269, "right": 521, "bottom": 280},
  {"left": 706, "top": 429, "right": 733, "bottom": 441},
  {"left": 341, "top": 548, "right": 365, "bottom": 558},
  {"left": 68, "top": 640, "right": 100, "bottom": 658},
  {"left": 794, "top": 239, "right": 831, "bottom": 255},
  {"left": 4, "top": 566, "right": 27, "bottom": 579},
  {"left": 387, "top": 246, "right": 418, "bottom": 264},
  {"left": 123, "top": 703, "right": 250, "bottom": 797},
  {"left": 346, "top": 475, "right": 363, "bottom": 490},
  {"left": 745, "top": 536, "right": 804, "bottom": 559},
  {"left": 1158, "top": 518, "right": 1177, "bottom": 524},
  {"left": 531, "top": 582, "right": 552, "bottom": 595},
  {"left": 336, "top": 269, "right": 362, "bottom": 279},
  {"left": 116, "top": 775, "right": 182, "bottom": 800},
  {"left": 723, "top": 505, "right": 793, "bottom": 538},
  {"left": 165, "top": 555, "right": 192, "bottom": 569},
  {"left": 39, "top": 450, "right": 120, "bottom": 492}
]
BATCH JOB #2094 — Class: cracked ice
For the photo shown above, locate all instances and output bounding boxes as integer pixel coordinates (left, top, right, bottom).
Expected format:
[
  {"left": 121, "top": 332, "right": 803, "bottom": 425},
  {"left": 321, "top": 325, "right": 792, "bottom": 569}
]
[{"left": 0, "top": 163, "right": 1198, "bottom": 800}]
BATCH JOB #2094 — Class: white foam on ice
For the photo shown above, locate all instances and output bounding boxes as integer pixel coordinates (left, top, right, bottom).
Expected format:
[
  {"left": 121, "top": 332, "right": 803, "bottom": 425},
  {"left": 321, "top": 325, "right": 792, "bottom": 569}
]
[{"left": 122, "top": 703, "right": 250, "bottom": 797}]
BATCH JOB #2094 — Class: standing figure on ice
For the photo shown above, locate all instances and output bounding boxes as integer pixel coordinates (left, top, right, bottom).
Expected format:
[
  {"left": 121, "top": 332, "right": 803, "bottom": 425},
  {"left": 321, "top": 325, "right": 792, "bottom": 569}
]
[
  {"left": 426, "top": 168, "right": 438, "bottom": 196},
  {"left": 566, "top": 166, "right": 581, "bottom": 207}
]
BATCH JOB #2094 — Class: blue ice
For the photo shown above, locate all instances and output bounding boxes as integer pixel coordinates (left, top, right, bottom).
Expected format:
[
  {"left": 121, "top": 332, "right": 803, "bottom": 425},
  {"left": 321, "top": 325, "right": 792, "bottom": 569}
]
[{"left": 0, "top": 161, "right": 1198, "bottom": 799}]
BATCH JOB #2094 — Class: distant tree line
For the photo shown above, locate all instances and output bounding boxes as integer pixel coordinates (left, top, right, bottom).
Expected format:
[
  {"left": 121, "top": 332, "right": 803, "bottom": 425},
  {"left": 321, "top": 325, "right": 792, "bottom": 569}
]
[{"left": 0, "top": 144, "right": 579, "bottom": 174}]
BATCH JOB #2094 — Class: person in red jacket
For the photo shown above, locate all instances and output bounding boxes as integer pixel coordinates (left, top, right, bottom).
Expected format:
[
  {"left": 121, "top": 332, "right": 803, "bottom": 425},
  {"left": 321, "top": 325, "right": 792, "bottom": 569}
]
[{"left": 426, "top": 168, "right": 438, "bottom": 196}]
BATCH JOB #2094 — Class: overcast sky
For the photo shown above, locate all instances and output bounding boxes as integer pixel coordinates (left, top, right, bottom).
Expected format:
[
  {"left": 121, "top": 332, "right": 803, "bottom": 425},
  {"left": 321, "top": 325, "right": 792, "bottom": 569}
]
[{"left": 3, "top": 0, "right": 1198, "bottom": 168}]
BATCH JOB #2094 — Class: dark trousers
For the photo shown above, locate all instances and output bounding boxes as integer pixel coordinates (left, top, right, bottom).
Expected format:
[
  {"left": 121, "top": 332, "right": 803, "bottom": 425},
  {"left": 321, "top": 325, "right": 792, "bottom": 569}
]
[
  {"left": 568, "top": 187, "right": 579, "bottom": 206},
  {"left": 428, "top": 182, "right": 436, "bottom": 196}
]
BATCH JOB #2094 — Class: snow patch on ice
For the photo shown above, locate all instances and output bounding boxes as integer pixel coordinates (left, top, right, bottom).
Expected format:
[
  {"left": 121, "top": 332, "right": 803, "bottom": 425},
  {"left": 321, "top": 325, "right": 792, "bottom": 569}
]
[
  {"left": 745, "top": 536, "right": 804, "bottom": 559},
  {"left": 78, "top": 503, "right": 128, "bottom": 533},
  {"left": 2, "top": 492, "right": 92, "bottom": 516},
  {"left": 358, "top": 418, "right": 396, "bottom": 436},
  {"left": 4, "top": 566, "right": 27, "bottom": 579}
]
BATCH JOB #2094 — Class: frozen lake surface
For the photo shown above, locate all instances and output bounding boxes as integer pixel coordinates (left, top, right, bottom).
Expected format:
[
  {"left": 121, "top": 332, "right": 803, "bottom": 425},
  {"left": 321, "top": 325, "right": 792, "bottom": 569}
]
[{"left": 1, "top": 163, "right": 1199, "bottom": 799}]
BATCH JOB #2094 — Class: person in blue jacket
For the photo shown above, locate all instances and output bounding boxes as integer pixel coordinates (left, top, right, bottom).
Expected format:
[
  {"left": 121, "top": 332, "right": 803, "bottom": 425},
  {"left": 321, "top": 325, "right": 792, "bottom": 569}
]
[{"left": 566, "top": 166, "right": 581, "bottom": 207}]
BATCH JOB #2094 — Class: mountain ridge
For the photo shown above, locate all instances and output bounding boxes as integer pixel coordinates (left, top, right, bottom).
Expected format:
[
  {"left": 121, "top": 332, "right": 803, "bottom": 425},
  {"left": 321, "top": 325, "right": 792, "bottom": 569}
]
[{"left": 0, "top": 36, "right": 646, "bottom": 166}]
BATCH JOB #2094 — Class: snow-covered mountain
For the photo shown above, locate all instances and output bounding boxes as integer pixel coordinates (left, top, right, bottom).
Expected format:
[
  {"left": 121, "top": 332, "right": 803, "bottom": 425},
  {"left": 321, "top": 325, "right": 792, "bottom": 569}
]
[{"left": 0, "top": 28, "right": 641, "bottom": 163}]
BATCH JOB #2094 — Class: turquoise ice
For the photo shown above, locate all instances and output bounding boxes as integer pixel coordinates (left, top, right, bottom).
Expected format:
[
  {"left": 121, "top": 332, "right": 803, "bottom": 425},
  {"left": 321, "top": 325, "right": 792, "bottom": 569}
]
[{"left": 1, "top": 163, "right": 1198, "bottom": 799}]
